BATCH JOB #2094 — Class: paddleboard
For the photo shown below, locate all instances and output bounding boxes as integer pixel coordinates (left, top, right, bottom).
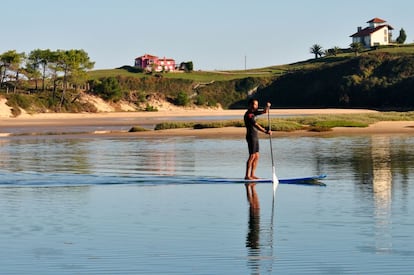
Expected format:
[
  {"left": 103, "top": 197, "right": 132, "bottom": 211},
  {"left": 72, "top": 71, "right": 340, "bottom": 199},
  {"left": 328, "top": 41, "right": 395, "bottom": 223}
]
[{"left": 200, "top": 174, "right": 327, "bottom": 185}]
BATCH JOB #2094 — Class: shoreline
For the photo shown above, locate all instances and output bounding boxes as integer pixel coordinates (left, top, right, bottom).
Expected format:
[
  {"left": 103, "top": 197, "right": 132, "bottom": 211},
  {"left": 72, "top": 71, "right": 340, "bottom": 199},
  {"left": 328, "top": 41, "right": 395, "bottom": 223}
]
[
  {"left": 0, "top": 107, "right": 378, "bottom": 119},
  {"left": 1, "top": 109, "right": 414, "bottom": 137}
]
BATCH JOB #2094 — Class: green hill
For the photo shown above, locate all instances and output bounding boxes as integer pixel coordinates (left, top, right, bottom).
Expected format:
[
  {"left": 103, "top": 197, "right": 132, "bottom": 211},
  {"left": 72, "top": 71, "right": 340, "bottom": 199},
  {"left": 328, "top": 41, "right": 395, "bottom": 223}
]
[
  {"left": 2, "top": 44, "right": 414, "bottom": 114},
  {"left": 256, "top": 49, "right": 414, "bottom": 110},
  {"left": 87, "top": 44, "right": 414, "bottom": 110}
]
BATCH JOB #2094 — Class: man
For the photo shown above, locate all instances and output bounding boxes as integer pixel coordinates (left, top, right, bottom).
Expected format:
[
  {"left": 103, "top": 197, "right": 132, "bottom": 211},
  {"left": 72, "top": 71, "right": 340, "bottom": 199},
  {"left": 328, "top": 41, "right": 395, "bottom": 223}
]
[{"left": 244, "top": 99, "right": 271, "bottom": 180}]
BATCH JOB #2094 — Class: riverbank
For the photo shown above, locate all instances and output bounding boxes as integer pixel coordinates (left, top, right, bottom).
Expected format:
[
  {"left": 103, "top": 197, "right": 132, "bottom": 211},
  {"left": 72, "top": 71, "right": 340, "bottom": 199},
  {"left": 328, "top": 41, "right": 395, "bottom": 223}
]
[
  {"left": 1, "top": 108, "right": 414, "bottom": 137},
  {"left": 122, "top": 121, "right": 414, "bottom": 138}
]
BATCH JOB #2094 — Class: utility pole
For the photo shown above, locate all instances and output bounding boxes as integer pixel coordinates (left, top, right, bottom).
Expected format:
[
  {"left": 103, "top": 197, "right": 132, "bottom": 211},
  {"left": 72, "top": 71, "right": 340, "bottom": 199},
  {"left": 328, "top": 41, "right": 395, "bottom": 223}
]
[{"left": 244, "top": 55, "right": 247, "bottom": 70}]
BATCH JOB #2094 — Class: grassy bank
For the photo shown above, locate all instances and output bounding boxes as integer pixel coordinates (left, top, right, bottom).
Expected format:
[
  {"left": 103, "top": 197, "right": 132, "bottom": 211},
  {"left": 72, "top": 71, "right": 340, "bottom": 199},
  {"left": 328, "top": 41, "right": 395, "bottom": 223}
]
[{"left": 146, "top": 111, "right": 414, "bottom": 132}]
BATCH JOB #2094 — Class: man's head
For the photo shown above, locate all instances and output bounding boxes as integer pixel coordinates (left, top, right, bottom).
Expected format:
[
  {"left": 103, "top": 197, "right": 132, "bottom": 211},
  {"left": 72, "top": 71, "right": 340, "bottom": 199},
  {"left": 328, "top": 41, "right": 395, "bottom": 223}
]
[{"left": 248, "top": 98, "right": 259, "bottom": 110}]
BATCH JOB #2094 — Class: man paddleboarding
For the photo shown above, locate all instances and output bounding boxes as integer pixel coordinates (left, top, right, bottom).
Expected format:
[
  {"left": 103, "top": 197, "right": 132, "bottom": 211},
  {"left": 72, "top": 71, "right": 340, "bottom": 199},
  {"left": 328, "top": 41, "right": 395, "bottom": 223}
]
[{"left": 244, "top": 99, "right": 272, "bottom": 180}]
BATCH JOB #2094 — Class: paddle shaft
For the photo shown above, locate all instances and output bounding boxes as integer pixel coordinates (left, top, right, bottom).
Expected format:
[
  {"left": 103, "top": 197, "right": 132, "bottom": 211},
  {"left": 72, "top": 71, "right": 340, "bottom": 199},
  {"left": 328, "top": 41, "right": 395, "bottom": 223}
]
[
  {"left": 267, "top": 107, "right": 279, "bottom": 192},
  {"left": 268, "top": 111, "right": 275, "bottom": 170}
]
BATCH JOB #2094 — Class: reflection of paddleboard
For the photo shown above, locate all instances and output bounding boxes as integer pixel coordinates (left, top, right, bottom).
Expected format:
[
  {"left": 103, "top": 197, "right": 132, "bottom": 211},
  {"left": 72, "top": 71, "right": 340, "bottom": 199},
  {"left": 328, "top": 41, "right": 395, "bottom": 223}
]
[
  {"left": 200, "top": 174, "right": 327, "bottom": 185},
  {"left": 0, "top": 173, "right": 326, "bottom": 187}
]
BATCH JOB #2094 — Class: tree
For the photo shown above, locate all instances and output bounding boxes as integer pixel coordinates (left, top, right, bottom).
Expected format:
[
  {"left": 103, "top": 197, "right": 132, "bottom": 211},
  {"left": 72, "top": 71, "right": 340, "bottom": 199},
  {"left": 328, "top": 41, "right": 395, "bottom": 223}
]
[
  {"left": 396, "top": 28, "right": 407, "bottom": 44},
  {"left": 24, "top": 61, "right": 41, "bottom": 91},
  {"left": 28, "top": 49, "right": 54, "bottom": 91},
  {"left": 47, "top": 51, "right": 62, "bottom": 102},
  {"left": 186, "top": 61, "right": 193, "bottom": 72},
  {"left": 325, "top": 46, "right": 341, "bottom": 56},
  {"left": 27, "top": 49, "right": 45, "bottom": 91},
  {"left": 10, "top": 52, "right": 26, "bottom": 93},
  {"left": 350, "top": 42, "right": 363, "bottom": 56},
  {"left": 332, "top": 46, "right": 341, "bottom": 56},
  {"left": 310, "top": 44, "right": 323, "bottom": 59},
  {"left": 54, "top": 49, "right": 95, "bottom": 108},
  {"left": 0, "top": 50, "right": 25, "bottom": 92},
  {"left": 179, "top": 61, "right": 194, "bottom": 72}
]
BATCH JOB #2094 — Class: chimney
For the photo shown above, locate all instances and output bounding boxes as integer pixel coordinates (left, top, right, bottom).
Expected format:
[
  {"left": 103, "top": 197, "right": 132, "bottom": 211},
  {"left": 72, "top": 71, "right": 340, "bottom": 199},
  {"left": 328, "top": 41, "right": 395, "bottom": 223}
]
[{"left": 357, "top": 26, "right": 362, "bottom": 32}]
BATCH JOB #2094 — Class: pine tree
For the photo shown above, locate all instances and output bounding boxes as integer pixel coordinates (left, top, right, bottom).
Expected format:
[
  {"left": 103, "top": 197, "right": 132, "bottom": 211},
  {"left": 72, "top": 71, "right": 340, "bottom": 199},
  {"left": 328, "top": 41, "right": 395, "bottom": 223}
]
[{"left": 396, "top": 28, "right": 407, "bottom": 44}]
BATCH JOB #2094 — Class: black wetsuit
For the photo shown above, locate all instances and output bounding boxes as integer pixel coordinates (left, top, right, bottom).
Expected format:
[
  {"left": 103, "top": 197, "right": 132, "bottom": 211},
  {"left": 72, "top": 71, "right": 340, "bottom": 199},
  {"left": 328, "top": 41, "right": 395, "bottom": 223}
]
[{"left": 244, "top": 109, "right": 263, "bottom": 154}]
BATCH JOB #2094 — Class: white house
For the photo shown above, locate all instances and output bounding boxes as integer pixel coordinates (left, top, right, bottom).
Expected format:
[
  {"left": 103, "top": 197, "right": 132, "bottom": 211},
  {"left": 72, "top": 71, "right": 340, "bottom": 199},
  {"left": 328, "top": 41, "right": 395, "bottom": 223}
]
[{"left": 350, "top": 17, "right": 394, "bottom": 47}]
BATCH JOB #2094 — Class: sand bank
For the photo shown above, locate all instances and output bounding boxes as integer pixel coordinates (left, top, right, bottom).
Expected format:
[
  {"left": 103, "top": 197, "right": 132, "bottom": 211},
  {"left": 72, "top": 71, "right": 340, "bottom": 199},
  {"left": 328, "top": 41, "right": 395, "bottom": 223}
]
[{"left": 1, "top": 108, "right": 414, "bottom": 137}]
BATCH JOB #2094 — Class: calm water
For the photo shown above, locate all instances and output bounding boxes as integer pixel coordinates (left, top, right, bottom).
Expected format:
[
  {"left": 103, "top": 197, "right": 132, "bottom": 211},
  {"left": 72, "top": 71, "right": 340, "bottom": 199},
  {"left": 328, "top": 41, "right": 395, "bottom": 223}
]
[{"left": 1, "top": 134, "right": 414, "bottom": 274}]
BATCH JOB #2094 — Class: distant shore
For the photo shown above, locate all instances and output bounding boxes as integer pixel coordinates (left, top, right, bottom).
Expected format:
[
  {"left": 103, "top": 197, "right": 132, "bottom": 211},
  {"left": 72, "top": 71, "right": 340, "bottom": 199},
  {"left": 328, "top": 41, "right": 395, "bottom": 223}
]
[{"left": 1, "top": 108, "right": 414, "bottom": 137}]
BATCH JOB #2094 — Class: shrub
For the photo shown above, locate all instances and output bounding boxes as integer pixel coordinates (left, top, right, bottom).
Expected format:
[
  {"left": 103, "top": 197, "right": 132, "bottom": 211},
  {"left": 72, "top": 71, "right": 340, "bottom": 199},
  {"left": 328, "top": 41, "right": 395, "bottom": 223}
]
[
  {"left": 154, "top": 122, "right": 196, "bottom": 130},
  {"left": 117, "top": 65, "right": 143, "bottom": 73},
  {"left": 175, "top": 91, "right": 190, "bottom": 106},
  {"left": 94, "top": 77, "right": 123, "bottom": 101},
  {"left": 144, "top": 104, "right": 158, "bottom": 112},
  {"left": 129, "top": 126, "right": 149, "bottom": 132},
  {"left": 6, "top": 94, "right": 32, "bottom": 109},
  {"left": 194, "top": 94, "right": 207, "bottom": 106}
]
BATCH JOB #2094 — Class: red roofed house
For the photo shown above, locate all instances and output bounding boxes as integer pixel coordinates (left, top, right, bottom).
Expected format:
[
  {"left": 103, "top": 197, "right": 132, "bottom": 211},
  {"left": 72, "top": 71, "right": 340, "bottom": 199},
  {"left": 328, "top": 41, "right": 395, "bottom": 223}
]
[
  {"left": 134, "top": 54, "right": 176, "bottom": 72},
  {"left": 350, "top": 18, "right": 394, "bottom": 47}
]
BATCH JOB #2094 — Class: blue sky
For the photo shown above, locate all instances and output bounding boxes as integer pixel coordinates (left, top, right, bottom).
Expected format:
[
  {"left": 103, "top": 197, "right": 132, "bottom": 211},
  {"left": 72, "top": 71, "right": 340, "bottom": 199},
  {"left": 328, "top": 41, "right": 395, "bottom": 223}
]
[{"left": 2, "top": 0, "right": 413, "bottom": 70}]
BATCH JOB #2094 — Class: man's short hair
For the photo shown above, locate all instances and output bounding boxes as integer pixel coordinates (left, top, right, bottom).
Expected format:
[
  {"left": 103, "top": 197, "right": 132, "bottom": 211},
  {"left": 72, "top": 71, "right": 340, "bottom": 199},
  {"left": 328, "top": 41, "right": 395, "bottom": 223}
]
[{"left": 248, "top": 98, "right": 257, "bottom": 106}]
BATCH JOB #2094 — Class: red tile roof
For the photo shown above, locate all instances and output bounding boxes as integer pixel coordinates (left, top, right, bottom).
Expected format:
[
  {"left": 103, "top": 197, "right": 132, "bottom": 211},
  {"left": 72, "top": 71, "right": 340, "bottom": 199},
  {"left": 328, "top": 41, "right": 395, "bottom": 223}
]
[
  {"left": 367, "top": 17, "right": 386, "bottom": 23},
  {"left": 134, "top": 54, "right": 176, "bottom": 63},
  {"left": 350, "top": 25, "right": 394, "bottom": 37},
  {"left": 135, "top": 54, "right": 158, "bottom": 60}
]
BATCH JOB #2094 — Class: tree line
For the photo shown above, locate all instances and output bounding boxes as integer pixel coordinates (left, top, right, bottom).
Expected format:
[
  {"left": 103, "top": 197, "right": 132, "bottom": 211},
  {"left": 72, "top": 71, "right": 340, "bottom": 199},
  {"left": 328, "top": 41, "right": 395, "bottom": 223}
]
[{"left": 0, "top": 49, "right": 94, "bottom": 108}]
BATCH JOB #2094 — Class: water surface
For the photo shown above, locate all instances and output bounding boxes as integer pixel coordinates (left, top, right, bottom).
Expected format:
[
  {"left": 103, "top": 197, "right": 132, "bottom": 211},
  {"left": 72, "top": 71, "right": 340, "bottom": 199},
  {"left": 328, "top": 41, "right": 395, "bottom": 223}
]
[{"left": 1, "top": 134, "right": 414, "bottom": 274}]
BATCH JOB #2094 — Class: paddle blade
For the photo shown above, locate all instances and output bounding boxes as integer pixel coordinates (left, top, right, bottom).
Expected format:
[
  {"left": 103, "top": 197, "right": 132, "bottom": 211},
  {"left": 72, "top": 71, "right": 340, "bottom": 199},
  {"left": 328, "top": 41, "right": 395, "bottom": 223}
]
[{"left": 272, "top": 166, "right": 279, "bottom": 193}]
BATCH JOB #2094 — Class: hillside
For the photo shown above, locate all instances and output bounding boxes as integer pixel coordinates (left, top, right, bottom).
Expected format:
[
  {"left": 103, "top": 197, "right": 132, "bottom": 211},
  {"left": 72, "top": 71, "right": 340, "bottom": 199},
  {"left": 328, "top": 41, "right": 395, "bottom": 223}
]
[
  {"left": 256, "top": 51, "right": 414, "bottom": 109},
  {"left": 86, "top": 44, "right": 414, "bottom": 110},
  {"left": 2, "top": 44, "right": 414, "bottom": 116}
]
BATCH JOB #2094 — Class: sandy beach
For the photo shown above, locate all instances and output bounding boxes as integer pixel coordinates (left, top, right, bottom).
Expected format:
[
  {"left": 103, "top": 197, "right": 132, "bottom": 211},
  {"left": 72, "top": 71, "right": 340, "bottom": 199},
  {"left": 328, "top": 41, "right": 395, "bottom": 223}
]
[{"left": 1, "top": 107, "right": 414, "bottom": 137}]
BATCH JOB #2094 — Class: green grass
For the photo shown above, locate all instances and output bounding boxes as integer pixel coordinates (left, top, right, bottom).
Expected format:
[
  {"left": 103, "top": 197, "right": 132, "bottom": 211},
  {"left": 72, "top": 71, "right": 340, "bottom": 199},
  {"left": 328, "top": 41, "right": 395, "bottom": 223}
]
[
  {"left": 87, "top": 44, "right": 414, "bottom": 83},
  {"left": 88, "top": 69, "right": 146, "bottom": 79},
  {"left": 88, "top": 68, "right": 275, "bottom": 82},
  {"left": 154, "top": 121, "right": 197, "bottom": 130},
  {"left": 193, "top": 120, "right": 245, "bottom": 129},
  {"left": 309, "top": 120, "right": 369, "bottom": 132},
  {"left": 372, "top": 43, "right": 414, "bottom": 54},
  {"left": 147, "top": 111, "right": 414, "bottom": 132}
]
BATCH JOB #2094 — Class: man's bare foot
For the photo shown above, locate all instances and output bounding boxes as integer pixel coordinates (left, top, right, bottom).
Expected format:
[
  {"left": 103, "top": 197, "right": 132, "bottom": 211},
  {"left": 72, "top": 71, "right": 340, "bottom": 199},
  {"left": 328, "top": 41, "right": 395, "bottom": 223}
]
[{"left": 245, "top": 176, "right": 260, "bottom": 180}]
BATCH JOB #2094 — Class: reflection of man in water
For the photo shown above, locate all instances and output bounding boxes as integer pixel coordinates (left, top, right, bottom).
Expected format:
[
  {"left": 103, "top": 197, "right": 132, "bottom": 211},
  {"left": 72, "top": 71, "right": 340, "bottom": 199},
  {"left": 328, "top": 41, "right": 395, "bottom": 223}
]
[{"left": 245, "top": 183, "right": 260, "bottom": 249}]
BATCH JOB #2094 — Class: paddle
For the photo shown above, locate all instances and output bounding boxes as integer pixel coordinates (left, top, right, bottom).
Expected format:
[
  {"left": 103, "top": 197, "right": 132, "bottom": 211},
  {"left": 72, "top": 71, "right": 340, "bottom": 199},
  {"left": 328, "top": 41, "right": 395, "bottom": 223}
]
[{"left": 267, "top": 105, "right": 279, "bottom": 193}]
